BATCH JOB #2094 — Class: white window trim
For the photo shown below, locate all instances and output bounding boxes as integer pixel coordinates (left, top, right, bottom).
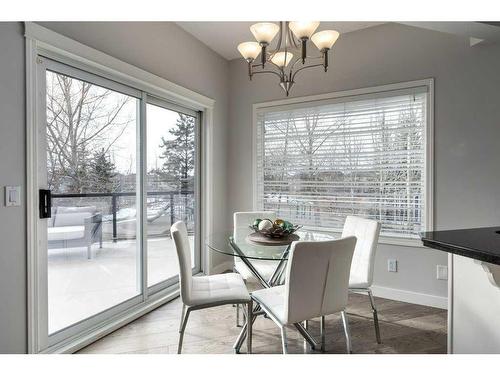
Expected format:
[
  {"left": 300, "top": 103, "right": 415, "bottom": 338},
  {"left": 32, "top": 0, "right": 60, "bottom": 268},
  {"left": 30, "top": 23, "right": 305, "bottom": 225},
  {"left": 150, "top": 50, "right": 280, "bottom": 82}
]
[
  {"left": 25, "top": 22, "right": 216, "bottom": 353},
  {"left": 252, "top": 78, "right": 434, "bottom": 248}
]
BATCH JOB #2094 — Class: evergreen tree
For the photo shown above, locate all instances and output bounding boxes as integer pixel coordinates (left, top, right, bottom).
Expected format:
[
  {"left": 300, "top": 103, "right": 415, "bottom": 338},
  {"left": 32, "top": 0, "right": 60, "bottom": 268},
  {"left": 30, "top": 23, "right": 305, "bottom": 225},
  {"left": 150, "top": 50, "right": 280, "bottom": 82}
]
[
  {"left": 89, "top": 148, "right": 117, "bottom": 192},
  {"left": 158, "top": 114, "right": 195, "bottom": 191}
]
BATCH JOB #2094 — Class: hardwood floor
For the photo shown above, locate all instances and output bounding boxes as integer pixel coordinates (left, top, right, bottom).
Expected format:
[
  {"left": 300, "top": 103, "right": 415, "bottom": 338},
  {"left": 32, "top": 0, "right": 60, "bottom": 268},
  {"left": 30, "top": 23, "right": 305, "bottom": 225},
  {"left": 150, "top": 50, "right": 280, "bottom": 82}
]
[{"left": 78, "top": 291, "right": 447, "bottom": 354}]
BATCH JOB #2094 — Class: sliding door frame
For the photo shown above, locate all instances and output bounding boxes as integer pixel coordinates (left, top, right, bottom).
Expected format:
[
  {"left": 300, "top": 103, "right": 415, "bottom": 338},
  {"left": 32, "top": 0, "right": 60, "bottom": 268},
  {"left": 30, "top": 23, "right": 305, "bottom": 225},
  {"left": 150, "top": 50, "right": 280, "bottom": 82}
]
[{"left": 25, "top": 22, "right": 215, "bottom": 353}]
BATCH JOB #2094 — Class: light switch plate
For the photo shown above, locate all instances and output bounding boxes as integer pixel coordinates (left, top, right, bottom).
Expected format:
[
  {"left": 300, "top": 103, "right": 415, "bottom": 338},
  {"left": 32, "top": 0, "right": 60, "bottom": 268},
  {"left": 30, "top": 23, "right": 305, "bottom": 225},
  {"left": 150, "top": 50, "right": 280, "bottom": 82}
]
[
  {"left": 5, "top": 186, "right": 21, "bottom": 207},
  {"left": 437, "top": 265, "right": 448, "bottom": 280},
  {"left": 388, "top": 259, "right": 398, "bottom": 272}
]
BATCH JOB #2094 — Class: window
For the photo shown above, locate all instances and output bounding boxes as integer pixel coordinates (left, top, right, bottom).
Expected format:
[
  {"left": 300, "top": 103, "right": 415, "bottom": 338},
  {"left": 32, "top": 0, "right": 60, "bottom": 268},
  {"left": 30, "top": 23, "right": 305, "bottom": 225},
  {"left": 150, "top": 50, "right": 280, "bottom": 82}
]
[{"left": 255, "top": 82, "right": 432, "bottom": 239}]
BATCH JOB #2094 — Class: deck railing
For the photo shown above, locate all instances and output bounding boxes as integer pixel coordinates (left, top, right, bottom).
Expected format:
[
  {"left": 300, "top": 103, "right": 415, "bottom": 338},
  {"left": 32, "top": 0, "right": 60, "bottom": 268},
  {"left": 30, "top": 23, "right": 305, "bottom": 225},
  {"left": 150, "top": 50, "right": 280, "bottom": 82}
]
[{"left": 51, "top": 191, "right": 194, "bottom": 242}]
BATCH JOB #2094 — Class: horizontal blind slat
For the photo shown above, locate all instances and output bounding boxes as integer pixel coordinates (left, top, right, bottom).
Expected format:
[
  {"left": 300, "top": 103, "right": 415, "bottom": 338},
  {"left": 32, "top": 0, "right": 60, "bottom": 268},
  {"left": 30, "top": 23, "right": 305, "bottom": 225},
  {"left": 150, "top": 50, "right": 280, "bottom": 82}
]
[{"left": 256, "top": 91, "right": 428, "bottom": 238}]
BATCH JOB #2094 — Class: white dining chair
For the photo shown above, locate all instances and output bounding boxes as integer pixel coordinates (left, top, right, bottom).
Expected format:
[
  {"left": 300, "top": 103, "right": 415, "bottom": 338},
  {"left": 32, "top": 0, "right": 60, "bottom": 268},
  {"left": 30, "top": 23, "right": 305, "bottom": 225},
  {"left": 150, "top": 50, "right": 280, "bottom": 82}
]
[
  {"left": 248, "top": 236, "right": 357, "bottom": 354},
  {"left": 233, "top": 211, "right": 278, "bottom": 325},
  {"left": 171, "top": 221, "right": 253, "bottom": 354},
  {"left": 342, "top": 215, "right": 382, "bottom": 344}
]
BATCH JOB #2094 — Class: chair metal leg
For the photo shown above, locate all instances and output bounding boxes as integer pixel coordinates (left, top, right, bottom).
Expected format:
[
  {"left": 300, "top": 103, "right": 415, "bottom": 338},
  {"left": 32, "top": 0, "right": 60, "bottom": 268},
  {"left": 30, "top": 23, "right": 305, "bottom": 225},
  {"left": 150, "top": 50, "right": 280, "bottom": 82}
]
[
  {"left": 178, "top": 307, "right": 191, "bottom": 354},
  {"left": 367, "top": 289, "right": 381, "bottom": 344},
  {"left": 302, "top": 320, "right": 309, "bottom": 351},
  {"left": 320, "top": 316, "right": 326, "bottom": 352},
  {"left": 341, "top": 310, "right": 352, "bottom": 354},
  {"left": 236, "top": 303, "right": 241, "bottom": 327},
  {"left": 247, "top": 300, "right": 253, "bottom": 354},
  {"left": 242, "top": 303, "right": 247, "bottom": 324},
  {"left": 280, "top": 326, "right": 288, "bottom": 354},
  {"left": 294, "top": 322, "right": 317, "bottom": 351},
  {"left": 179, "top": 304, "right": 187, "bottom": 333}
]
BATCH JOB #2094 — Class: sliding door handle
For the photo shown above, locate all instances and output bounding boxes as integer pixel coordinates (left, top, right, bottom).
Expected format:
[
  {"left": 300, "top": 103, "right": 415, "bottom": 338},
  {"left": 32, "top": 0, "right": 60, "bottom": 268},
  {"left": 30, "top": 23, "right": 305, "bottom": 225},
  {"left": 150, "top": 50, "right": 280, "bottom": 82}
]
[{"left": 39, "top": 189, "right": 52, "bottom": 219}]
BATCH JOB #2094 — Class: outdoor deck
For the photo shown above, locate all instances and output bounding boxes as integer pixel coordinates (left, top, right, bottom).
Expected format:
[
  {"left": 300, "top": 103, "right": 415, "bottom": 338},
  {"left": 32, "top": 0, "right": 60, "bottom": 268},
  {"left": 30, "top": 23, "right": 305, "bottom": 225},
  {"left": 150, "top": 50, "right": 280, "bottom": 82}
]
[{"left": 48, "top": 235, "right": 193, "bottom": 334}]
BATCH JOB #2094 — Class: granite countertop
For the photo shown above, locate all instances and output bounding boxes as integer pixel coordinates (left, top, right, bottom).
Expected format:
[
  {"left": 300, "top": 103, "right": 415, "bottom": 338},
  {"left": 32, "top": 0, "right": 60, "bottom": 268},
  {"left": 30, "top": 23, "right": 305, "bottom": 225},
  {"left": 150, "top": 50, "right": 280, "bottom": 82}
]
[{"left": 420, "top": 226, "right": 500, "bottom": 265}]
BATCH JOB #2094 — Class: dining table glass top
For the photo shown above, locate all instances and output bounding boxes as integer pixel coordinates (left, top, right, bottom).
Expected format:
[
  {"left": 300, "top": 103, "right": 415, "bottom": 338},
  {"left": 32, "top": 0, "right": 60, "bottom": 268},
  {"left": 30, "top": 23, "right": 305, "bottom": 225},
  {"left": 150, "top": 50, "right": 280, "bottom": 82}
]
[{"left": 206, "top": 230, "right": 338, "bottom": 261}]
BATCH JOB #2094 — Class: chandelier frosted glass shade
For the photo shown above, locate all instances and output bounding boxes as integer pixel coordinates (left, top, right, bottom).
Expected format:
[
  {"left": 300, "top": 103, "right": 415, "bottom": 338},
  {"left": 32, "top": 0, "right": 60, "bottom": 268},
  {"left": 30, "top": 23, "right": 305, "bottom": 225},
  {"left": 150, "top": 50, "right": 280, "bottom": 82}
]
[
  {"left": 250, "top": 22, "right": 280, "bottom": 44},
  {"left": 237, "top": 42, "right": 261, "bottom": 61},
  {"left": 289, "top": 21, "right": 320, "bottom": 39},
  {"left": 311, "top": 30, "right": 340, "bottom": 51},
  {"left": 271, "top": 51, "right": 294, "bottom": 67}
]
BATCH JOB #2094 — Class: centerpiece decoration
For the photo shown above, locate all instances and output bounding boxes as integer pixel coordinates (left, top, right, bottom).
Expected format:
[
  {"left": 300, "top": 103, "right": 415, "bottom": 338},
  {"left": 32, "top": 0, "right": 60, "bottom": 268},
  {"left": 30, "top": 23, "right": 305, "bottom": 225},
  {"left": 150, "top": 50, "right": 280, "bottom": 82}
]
[{"left": 250, "top": 218, "right": 301, "bottom": 239}]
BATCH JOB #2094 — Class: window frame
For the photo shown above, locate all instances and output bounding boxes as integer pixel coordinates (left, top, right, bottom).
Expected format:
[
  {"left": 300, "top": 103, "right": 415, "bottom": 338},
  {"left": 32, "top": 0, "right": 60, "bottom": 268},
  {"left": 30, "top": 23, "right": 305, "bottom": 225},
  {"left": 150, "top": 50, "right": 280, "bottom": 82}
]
[{"left": 252, "top": 79, "right": 434, "bottom": 247}]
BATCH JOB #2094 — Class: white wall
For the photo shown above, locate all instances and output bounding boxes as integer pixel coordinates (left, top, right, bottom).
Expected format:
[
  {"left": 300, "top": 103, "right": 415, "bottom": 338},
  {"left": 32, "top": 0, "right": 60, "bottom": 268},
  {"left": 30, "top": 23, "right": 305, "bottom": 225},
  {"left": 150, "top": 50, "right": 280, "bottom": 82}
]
[
  {"left": 0, "top": 21, "right": 231, "bottom": 353},
  {"left": 226, "top": 22, "right": 500, "bottom": 307}
]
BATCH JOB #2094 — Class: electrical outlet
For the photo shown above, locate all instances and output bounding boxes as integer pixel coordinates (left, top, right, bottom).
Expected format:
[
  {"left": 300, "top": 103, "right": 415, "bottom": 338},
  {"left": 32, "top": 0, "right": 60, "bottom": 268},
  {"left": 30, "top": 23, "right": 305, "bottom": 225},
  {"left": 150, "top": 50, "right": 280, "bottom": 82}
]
[
  {"left": 388, "top": 259, "right": 398, "bottom": 272},
  {"left": 437, "top": 265, "right": 448, "bottom": 280}
]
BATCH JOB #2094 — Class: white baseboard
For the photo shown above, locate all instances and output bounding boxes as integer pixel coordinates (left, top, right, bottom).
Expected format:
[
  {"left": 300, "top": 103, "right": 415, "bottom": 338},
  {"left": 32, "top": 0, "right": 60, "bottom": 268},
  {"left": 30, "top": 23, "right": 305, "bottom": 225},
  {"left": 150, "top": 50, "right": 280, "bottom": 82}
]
[
  {"left": 370, "top": 285, "right": 448, "bottom": 309},
  {"left": 210, "top": 260, "right": 233, "bottom": 275}
]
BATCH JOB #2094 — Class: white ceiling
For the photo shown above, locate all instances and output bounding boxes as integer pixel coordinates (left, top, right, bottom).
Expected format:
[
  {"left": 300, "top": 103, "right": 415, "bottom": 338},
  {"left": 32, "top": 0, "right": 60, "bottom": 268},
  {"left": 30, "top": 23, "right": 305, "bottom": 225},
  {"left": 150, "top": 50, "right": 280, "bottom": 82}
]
[{"left": 176, "top": 22, "right": 385, "bottom": 60}]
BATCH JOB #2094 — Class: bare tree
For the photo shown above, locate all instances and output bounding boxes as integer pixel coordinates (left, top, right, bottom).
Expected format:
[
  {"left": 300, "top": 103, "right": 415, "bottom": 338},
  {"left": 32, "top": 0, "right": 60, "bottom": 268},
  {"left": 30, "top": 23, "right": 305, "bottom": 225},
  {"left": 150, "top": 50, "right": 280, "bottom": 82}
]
[
  {"left": 46, "top": 71, "right": 134, "bottom": 193},
  {"left": 263, "top": 109, "right": 343, "bottom": 225}
]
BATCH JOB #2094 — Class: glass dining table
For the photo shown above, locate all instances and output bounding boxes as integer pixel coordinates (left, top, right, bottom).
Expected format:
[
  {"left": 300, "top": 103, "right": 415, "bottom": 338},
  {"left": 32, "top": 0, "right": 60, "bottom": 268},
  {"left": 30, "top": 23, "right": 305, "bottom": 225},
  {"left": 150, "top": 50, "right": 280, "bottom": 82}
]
[
  {"left": 207, "top": 230, "right": 338, "bottom": 287},
  {"left": 206, "top": 229, "right": 338, "bottom": 352}
]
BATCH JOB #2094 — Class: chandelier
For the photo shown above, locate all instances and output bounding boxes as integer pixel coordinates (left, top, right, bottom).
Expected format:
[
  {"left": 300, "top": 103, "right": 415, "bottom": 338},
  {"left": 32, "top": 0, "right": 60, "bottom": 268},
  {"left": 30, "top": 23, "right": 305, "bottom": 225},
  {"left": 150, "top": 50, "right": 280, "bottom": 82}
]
[{"left": 237, "top": 22, "right": 339, "bottom": 96}]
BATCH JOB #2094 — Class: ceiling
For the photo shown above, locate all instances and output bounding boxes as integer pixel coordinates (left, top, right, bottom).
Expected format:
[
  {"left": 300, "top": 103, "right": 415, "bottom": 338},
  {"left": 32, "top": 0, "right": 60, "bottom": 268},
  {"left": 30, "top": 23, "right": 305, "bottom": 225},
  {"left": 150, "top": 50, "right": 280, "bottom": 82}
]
[
  {"left": 176, "top": 22, "right": 385, "bottom": 60},
  {"left": 177, "top": 22, "right": 500, "bottom": 61}
]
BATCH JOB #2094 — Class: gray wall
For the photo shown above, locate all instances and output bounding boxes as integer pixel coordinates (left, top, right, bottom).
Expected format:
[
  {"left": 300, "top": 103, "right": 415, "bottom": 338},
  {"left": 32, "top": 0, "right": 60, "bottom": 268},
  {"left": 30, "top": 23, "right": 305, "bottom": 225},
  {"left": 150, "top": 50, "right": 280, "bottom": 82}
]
[
  {"left": 0, "top": 21, "right": 231, "bottom": 353},
  {"left": 226, "top": 22, "right": 500, "bottom": 303},
  {"left": 0, "top": 22, "right": 27, "bottom": 354}
]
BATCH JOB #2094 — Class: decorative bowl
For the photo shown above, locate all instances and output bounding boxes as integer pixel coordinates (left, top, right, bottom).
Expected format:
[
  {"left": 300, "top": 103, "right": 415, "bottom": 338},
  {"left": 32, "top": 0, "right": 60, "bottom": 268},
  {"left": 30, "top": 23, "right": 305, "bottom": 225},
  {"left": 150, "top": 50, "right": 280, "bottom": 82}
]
[{"left": 249, "top": 218, "right": 301, "bottom": 239}]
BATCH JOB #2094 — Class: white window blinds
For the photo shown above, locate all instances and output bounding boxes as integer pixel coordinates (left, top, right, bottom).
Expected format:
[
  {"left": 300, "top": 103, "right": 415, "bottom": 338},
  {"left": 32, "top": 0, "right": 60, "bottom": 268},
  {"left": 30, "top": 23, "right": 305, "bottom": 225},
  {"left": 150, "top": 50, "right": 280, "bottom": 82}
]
[{"left": 255, "top": 86, "right": 429, "bottom": 238}]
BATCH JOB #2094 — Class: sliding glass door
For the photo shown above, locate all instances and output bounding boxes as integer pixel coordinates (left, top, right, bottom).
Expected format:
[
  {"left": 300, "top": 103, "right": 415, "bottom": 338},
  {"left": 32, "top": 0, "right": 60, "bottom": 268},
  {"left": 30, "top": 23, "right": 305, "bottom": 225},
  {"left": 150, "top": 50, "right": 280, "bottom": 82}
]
[
  {"left": 44, "top": 65, "right": 141, "bottom": 335},
  {"left": 36, "top": 57, "right": 200, "bottom": 348},
  {"left": 146, "top": 100, "right": 199, "bottom": 289}
]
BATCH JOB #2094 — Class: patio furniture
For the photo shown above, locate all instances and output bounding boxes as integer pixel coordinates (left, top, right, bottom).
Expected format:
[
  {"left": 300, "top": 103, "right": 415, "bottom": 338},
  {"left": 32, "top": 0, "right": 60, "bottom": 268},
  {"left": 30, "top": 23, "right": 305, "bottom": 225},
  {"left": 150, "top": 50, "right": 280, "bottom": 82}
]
[
  {"left": 47, "top": 206, "right": 103, "bottom": 259},
  {"left": 343, "top": 215, "right": 382, "bottom": 343},
  {"left": 249, "top": 236, "right": 357, "bottom": 354},
  {"left": 171, "top": 221, "right": 252, "bottom": 354}
]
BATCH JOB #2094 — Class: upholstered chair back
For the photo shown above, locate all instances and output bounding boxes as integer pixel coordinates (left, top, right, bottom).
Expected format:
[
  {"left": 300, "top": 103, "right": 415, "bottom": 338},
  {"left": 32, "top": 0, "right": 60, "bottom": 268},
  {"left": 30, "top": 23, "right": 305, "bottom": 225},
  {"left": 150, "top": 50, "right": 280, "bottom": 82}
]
[
  {"left": 342, "top": 216, "right": 381, "bottom": 288},
  {"left": 283, "top": 237, "right": 357, "bottom": 324},
  {"left": 171, "top": 221, "right": 193, "bottom": 305}
]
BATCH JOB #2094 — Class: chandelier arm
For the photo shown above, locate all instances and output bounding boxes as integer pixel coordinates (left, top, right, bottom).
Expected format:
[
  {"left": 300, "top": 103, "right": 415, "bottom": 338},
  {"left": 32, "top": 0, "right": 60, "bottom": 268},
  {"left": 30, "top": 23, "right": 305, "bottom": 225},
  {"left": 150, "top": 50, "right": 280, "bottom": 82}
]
[
  {"left": 288, "top": 25, "right": 299, "bottom": 49},
  {"left": 290, "top": 55, "right": 305, "bottom": 70},
  {"left": 252, "top": 60, "right": 284, "bottom": 72},
  {"left": 275, "top": 21, "right": 283, "bottom": 52},
  {"left": 289, "top": 53, "right": 324, "bottom": 70},
  {"left": 251, "top": 69, "right": 284, "bottom": 80},
  {"left": 291, "top": 63, "right": 325, "bottom": 82}
]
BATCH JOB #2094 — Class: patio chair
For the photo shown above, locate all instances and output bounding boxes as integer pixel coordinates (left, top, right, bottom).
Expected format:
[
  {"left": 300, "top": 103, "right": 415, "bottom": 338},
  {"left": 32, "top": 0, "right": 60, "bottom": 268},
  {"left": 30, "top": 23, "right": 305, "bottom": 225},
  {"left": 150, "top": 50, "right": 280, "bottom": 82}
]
[{"left": 47, "top": 206, "right": 103, "bottom": 259}]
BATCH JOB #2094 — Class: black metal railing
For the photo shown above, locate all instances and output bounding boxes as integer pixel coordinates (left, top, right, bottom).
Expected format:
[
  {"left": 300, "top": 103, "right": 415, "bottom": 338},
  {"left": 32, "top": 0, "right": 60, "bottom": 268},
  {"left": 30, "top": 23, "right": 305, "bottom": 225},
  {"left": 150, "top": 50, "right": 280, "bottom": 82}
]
[{"left": 51, "top": 191, "right": 194, "bottom": 242}]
